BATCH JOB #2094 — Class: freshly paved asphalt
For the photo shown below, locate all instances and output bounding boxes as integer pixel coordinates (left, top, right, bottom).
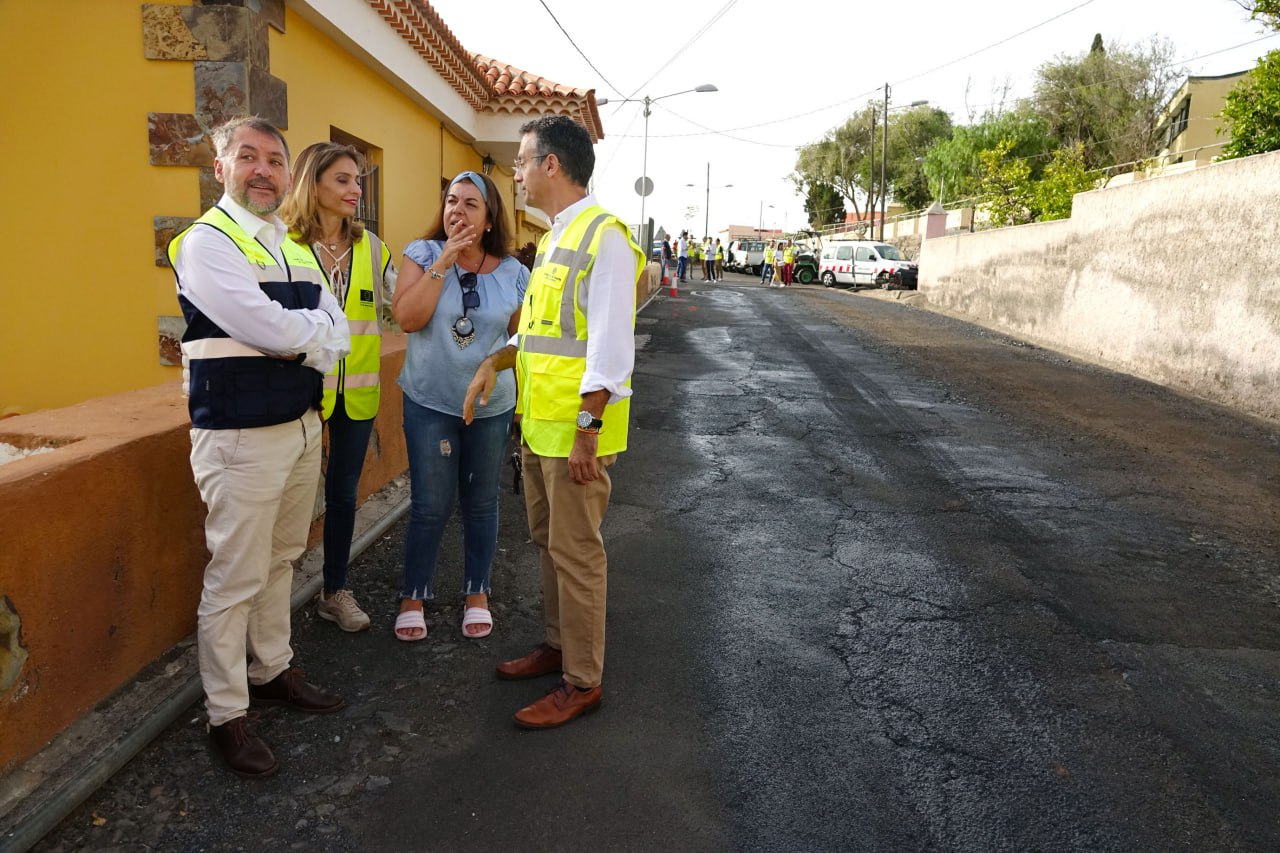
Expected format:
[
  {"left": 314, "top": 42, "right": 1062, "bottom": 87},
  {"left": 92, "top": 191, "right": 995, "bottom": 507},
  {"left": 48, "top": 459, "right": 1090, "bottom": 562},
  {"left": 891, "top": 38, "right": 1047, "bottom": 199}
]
[{"left": 34, "top": 274, "right": 1280, "bottom": 852}]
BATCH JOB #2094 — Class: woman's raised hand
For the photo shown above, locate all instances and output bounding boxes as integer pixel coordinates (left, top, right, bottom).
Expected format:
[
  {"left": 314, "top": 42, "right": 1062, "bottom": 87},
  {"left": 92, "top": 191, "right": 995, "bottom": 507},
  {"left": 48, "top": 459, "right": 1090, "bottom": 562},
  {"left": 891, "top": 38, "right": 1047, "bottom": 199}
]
[{"left": 438, "top": 221, "right": 479, "bottom": 268}]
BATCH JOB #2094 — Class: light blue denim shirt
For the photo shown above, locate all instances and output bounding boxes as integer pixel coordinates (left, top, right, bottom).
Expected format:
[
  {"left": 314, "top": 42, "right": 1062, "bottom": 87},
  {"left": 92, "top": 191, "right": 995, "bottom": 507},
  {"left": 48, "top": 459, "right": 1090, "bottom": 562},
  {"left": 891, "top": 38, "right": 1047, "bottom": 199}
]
[{"left": 397, "top": 239, "right": 528, "bottom": 418}]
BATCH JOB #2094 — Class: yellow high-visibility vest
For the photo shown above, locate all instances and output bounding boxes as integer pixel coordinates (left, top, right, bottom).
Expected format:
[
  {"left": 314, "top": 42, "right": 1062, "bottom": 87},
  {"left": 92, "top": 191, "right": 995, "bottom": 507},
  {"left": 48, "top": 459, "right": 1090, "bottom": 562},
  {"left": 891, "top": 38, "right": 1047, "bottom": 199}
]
[
  {"left": 516, "top": 205, "right": 643, "bottom": 458},
  {"left": 297, "top": 231, "right": 392, "bottom": 421}
]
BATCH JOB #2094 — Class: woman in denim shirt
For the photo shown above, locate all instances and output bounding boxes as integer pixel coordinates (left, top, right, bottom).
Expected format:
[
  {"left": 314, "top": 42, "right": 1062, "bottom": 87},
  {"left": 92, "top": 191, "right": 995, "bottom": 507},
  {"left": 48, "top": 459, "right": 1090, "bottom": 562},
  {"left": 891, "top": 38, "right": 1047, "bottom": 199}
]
[{"left": 391, "top": 171, "right": 528, "bottom": 641}]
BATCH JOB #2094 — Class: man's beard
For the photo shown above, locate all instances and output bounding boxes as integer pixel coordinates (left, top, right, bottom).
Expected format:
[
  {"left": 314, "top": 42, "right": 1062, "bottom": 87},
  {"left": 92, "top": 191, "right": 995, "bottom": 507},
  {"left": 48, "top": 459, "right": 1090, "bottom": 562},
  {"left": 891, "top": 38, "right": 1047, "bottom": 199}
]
[{"left": 235, "top": 184, "right": 283, "bottom": 216}]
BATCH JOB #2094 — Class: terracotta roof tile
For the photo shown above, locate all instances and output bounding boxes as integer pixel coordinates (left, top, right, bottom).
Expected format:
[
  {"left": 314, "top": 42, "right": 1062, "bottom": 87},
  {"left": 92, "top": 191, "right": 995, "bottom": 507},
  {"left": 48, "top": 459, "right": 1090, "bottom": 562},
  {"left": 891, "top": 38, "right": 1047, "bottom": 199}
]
[
  {"left": 365, "top": 0, "right": 602, "bottom": 141},
  {"left": 471, "top": 55, "right": 592, "bottom": 100}
]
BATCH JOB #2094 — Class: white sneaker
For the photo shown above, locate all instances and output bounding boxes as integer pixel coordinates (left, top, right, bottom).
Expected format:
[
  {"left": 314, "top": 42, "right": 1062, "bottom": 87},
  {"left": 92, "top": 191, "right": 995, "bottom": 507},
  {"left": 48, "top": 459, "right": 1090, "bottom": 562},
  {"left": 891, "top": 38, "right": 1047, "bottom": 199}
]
[{"left": 317, "top": 589, "right": 370, "bottom": 632}]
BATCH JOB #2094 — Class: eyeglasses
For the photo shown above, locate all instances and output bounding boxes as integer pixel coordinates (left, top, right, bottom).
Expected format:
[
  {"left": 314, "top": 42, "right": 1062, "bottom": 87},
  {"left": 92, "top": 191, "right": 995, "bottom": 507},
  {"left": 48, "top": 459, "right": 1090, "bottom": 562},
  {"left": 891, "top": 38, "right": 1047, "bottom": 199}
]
[
  {"left": 512, "top": 153, "right": 549, "bottom": 170},
  {"left": 458, "top": 271, "right": 480, "bottom": 313}
]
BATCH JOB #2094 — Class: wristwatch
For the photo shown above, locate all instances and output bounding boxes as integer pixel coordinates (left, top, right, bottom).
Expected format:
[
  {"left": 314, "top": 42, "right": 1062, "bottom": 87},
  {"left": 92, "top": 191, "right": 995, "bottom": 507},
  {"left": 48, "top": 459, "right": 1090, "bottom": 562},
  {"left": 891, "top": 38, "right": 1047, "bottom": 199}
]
[{"left": 576, "top": 411, "right": 603, "bottom": 432}]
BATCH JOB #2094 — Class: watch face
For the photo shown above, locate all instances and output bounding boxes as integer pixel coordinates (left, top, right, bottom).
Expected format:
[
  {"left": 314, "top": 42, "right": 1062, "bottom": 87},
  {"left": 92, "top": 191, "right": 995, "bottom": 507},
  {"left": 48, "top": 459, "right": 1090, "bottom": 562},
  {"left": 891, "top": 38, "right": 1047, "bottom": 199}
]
[{"left": 576, "top": 411, "right": 592, "bottom": 429}]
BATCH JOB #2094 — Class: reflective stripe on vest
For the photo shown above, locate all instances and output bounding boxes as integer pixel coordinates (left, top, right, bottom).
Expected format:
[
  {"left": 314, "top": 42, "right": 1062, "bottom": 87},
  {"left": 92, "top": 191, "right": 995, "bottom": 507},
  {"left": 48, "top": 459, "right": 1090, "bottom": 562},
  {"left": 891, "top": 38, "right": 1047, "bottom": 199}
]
[
  {"left": 307, "top": 231, "right": 387, "bottom": 421},
  {"left": 516, "top": 206, "right": 642, "bottom": 458},
  {"left": 168, "top": 206, "right": 327, "bottom": 429}
]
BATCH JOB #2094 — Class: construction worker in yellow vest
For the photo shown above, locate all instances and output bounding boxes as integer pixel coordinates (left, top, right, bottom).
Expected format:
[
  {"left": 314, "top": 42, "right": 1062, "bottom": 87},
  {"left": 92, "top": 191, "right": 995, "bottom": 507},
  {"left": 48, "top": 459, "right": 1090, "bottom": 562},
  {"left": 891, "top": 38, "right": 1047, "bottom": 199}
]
[
  {"left": 463, "top": 115, "right": 643, "bottom": 730},
  {"left": 279, "top": 142, "right": 397, "bottom": 635},
  {"left": 781, "top": 241, "right": 796, "bottom": 286},
  {"left": 762, "top": 242, "right": 776, "bottom": 286}
]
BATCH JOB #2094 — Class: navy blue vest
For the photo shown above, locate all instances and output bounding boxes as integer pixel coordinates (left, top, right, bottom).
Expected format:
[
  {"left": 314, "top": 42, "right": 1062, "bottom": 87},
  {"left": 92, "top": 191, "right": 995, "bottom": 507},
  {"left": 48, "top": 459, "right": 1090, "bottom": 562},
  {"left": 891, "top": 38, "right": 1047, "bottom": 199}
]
[{"left": 169, "top": 208, "right": 329, "bottom": 429}]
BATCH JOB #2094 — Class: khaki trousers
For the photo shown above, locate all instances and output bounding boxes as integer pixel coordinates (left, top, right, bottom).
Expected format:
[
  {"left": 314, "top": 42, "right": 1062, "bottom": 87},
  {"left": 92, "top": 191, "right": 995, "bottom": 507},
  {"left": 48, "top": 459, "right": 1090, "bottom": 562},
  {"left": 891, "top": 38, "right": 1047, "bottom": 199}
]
[
  {"left": 189, "top": 411, "right": 322, "bottom": 725},
  {"left": 521, "top": 444, "right": 616, "bottom": 689}
]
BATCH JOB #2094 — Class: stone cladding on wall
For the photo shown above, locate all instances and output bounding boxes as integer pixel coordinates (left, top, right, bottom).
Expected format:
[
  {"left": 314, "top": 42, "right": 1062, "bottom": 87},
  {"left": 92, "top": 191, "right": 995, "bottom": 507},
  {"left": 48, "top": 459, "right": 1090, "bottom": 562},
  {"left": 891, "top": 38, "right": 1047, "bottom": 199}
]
[{"left": 142, "top": 0, "right": 288, "bottom": 362}]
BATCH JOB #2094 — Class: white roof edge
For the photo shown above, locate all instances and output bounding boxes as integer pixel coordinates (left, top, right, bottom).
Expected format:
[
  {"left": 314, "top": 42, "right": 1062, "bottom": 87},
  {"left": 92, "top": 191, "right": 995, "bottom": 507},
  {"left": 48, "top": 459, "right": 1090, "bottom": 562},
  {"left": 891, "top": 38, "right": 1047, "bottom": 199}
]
[{"left": 288, "top": 0, "right": 485, "bottom": 143}]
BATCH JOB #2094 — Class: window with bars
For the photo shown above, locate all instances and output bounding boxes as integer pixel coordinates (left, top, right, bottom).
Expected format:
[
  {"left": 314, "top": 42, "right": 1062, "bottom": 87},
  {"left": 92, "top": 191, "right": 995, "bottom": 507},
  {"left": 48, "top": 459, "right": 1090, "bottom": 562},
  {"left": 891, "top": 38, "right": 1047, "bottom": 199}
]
[{"left": 330, "top": 128, "right": 381, "bottom": 236}]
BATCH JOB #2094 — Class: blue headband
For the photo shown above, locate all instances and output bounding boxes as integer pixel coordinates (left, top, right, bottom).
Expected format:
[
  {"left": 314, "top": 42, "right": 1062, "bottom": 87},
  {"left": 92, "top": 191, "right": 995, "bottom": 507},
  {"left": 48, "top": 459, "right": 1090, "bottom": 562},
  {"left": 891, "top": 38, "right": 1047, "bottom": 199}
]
[{"left": 449, "top": 171, "right": 489, "bottom": 206}]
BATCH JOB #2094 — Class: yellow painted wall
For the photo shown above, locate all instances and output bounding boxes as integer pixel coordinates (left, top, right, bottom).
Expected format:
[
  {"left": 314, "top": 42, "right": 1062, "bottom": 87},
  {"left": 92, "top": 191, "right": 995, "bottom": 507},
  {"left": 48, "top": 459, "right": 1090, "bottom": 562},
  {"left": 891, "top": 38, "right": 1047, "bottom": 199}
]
[
  {"left": 274, "top": 8, "right": 520, "bottom": 264},
  {"left": 0, "top": 0, "right": 193, "bottom": 416},
  {"left": 0, "top": 1, "right": 509, "bottom": 416},
  {"left": 272, "top": 7, "right": 451, "bottom": 258}
]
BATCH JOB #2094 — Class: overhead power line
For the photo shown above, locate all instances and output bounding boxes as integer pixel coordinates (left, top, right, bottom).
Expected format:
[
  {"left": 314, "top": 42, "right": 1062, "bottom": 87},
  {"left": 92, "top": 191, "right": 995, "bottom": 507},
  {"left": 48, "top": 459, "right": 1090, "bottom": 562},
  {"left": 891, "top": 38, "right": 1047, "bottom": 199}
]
[
  {"left": 624, "top": 0, "right": 739, "bottom": 100},
  {"left": 536, "top": 0, "right": 625, "bottom": 98}
]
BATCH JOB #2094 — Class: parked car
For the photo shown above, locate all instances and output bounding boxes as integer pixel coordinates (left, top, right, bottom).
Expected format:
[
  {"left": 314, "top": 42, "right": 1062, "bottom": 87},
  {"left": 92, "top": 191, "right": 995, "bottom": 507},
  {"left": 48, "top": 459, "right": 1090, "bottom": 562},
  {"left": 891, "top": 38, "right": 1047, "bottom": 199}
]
[
  {"left": 728, "top": 239, "right": 767, "bottom": 275},
  {"left": 818, "top": 240, "right": 917, "bottom": 289},
  {"left": 651, "top": 240, "right": 664, "bottom": 262}
]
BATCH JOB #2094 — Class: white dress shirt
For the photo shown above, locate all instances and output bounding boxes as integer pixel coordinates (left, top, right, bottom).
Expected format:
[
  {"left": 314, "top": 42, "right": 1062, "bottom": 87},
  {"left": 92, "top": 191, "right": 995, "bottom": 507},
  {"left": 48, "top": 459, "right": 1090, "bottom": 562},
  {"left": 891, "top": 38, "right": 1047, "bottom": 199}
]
[{"left": 174, "top": 194, "right": 350, "bottom": 374}]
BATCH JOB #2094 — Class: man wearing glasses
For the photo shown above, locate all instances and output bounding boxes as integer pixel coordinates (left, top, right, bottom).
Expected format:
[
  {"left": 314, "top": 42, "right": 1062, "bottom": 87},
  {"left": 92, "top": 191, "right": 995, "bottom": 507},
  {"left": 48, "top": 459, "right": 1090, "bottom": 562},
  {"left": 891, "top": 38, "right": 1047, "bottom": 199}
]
[{"left": 464, "top": 115, "right": 644, "bottom": 729}]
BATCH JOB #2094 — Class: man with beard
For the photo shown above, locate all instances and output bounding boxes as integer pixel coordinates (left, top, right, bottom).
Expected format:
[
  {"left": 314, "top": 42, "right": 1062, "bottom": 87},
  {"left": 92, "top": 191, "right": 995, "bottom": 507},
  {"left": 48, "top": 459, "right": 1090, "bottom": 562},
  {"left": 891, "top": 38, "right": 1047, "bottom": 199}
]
[{"left": 167, "top": 116, "right": 350, "bottom": 777}]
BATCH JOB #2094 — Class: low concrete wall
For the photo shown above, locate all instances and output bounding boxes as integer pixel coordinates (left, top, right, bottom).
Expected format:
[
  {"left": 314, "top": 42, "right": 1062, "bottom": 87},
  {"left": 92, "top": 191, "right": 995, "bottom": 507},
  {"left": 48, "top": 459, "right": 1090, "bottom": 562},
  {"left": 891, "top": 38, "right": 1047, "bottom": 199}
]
[
  {"left": 919, "top": 149, "right": 1280, "bottom": 423},
  {"left": 0, "top": 335, "right": 409, "bottom": 771}
]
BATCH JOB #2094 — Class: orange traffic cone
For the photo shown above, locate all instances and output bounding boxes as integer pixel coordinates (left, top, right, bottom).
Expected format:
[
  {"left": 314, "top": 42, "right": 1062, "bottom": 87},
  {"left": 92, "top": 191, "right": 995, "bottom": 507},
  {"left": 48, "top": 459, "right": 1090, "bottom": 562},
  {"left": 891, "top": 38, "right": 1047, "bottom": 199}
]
[{"left": 668, "top": 275, "right": 678, "bottom": 297}]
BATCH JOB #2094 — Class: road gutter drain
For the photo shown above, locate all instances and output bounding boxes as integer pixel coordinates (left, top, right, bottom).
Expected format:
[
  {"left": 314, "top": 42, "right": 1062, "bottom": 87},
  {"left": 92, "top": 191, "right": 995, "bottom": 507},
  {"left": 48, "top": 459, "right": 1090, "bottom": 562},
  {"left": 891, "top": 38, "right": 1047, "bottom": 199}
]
[{"left": 0, "top": 595, "right": 28, "bottom": 693}]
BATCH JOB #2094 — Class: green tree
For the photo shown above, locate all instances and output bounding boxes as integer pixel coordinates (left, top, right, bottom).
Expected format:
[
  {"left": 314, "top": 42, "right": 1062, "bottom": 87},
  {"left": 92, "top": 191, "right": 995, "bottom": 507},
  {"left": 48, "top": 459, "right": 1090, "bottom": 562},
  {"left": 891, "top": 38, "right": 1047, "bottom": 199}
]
[
  {"left": 793, "top": 105, "right": 878, "bottom": 223},
  {"left": 1033, "top": 142, "right": 1097, "bottom": 220},
  {"left": 803, "top": 181, "right": 845, "bottom": 229},
  {"left": 1033, "top": 36, "right": 1183, "bottom": 168},
  {"left": 886, "top": 106, "right": 953, "bottom": 209},
  {"left": 1220, "top": 50, "right": 1280, "bottom": 158},
  {"left": 1235, "top": 0, "right": 1280, "bottom": 29},
  {"left": 1219, "top": 3, "right": 1280, "bottom": 158},
  {"left": 923, "top": 106, "right": 1052, "bottom": 202},
  {"left": 979, "top": 138, "right": 1035, "bottom": 227},
  {"left": 794, "top": 103, "right": 954, "bottom": 222}
]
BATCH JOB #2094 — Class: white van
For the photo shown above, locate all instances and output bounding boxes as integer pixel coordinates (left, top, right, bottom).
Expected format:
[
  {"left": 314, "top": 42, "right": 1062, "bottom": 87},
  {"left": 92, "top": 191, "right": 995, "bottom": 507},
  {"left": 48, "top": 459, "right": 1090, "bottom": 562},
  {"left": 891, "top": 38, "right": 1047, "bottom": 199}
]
[
  {"left": 818, "top": 240, "right": 917, "bottom": 288},
  {"left": 728, "top": 239, "right": 767, "bottom": 275}
]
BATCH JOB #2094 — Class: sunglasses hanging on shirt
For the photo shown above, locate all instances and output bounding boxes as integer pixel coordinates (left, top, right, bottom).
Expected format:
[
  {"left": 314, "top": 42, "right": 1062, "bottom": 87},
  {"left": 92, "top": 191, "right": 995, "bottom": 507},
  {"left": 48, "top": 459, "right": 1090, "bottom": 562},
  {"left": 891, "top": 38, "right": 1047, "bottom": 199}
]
[{"left": 451, "top": 266, "right": 481, "bottom": 349}]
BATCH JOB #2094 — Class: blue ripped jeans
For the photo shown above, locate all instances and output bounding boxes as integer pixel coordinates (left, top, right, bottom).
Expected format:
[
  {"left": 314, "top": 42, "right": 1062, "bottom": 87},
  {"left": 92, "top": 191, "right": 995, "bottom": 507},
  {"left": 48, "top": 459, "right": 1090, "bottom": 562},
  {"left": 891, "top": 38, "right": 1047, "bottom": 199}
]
[{"left": 401, "top": 394, "right": 513, "bottom": 600}]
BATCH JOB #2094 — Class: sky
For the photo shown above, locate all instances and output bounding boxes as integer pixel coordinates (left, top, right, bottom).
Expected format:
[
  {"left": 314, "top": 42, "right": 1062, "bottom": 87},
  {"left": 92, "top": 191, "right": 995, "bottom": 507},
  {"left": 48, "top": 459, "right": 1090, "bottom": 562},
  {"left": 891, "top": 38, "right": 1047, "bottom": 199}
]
[{"left": 427, "top": 0, "right": 1276, "bottom": 238}]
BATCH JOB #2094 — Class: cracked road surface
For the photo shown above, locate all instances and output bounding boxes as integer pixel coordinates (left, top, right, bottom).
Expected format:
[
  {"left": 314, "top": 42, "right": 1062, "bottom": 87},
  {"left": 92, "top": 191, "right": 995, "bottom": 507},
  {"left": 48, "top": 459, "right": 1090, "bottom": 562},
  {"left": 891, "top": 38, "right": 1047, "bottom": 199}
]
[{"left": 36, "top": 278, "right": 1280, "bottom": 852}]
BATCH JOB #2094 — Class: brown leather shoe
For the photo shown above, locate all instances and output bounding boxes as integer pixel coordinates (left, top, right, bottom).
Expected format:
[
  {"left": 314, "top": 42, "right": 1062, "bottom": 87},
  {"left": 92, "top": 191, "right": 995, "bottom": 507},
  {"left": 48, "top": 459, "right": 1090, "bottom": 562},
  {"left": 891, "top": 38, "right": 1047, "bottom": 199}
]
[
  {"left": 495, "top": 643, "right": 562, "bottom": 680},
  {"left": 513, "top": 679, "right": 602, "bottom": 729},
  {"left": 249, "top": 667, "right": 345, "bottom": 713},
  {"left": 209, "top": 716, "right": 277, "bottom": 778}
]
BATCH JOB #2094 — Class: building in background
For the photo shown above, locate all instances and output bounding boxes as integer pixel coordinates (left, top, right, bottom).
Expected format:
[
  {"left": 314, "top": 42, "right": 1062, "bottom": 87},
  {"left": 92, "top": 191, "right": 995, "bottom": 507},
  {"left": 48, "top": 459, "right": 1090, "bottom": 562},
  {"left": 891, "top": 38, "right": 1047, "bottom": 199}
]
[
  {"left": 0, "top": 0, "right": 601, "bottom": 416},
  {"left": 1154, "top": 70, "right": 1250, "bottom": 167}
]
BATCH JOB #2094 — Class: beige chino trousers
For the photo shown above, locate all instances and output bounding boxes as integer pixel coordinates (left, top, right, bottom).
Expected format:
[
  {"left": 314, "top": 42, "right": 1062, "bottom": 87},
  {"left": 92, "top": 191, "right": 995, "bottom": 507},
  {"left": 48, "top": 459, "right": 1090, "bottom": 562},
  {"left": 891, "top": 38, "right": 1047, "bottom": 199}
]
[
  {"left": 521, "top": 444, "right": 616, "bottom": 689},
  {"left": 189, "top": 411, "right": 322, "bottom": 725}
]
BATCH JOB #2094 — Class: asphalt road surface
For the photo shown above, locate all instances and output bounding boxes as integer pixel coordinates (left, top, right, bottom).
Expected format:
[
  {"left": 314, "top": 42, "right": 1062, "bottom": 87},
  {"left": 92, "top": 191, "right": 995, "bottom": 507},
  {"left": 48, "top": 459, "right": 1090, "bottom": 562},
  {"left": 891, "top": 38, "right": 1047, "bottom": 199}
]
[{"left": 36, "top": 276, "right": 1280, "bottom": 852}]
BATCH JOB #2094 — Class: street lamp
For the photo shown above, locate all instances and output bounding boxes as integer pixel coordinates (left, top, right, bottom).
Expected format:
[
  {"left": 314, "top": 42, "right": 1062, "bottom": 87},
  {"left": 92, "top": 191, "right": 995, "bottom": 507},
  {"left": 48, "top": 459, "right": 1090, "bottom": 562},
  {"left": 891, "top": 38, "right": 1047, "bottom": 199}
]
[
  {"left": 686, "top": 162, "right": 732, "bottom": 238},
  {"left": 596, "top": 84, "right": 718, "bottom": 250}
]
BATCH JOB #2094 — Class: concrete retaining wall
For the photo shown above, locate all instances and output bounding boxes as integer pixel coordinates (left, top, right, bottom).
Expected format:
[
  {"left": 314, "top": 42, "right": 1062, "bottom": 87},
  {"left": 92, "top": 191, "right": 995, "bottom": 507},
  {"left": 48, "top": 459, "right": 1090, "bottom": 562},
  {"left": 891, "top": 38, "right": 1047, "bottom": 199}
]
[
  {"left": 0, "top": 336, "right": 409, "bottom": 771},
  {"left": 919, "top": 149, "right": 1280, "bottom": 423}
]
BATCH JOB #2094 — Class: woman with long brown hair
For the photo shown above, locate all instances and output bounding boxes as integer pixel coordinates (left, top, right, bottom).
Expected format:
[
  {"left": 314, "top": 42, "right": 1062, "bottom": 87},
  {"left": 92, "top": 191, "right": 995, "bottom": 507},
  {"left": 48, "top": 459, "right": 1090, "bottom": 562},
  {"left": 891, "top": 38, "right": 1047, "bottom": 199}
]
[
  {"left": 390, "top": 170, "right": 528, "bottom": 642},
  {"left": 280, "top": 142, "right": 396, "bottom": 634}
]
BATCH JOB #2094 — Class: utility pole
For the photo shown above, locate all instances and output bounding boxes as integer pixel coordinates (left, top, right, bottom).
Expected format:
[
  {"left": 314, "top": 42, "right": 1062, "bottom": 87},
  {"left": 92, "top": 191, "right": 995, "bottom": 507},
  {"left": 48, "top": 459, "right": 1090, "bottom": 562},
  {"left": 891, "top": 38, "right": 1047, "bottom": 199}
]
[
  {"left": 703, "top": 162, "right": 710, "bottom": 238},
  {"left": 880, "top": 82, "right": 889, "bottom": 241},
  {"left": 868, "top": 106, "right": 876, "bottom": 239}
]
